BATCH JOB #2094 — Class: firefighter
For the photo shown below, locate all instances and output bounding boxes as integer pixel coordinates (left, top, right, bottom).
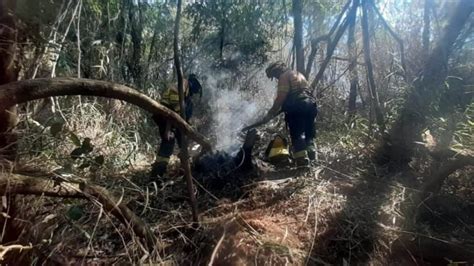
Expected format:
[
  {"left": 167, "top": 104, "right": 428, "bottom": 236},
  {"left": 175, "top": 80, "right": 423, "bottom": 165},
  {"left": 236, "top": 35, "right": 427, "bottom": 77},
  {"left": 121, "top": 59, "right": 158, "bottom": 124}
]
[
  {"left": 150, "top": 74, "right": 202, "bottom": 177},
  {"left": 242, "top": 61, "right": 318, "bottom": 166}
]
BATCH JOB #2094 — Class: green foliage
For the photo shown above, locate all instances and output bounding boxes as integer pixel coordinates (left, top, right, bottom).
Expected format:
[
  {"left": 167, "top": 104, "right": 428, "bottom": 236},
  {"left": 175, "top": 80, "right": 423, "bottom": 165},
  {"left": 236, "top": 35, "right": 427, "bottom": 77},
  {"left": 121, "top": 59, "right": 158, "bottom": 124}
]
[
  {"left": 318, "top": 115, "right": 371, "bottom": 154},
  {"left": 69, "top": 132, "right": 82, "bottom": 147},
  {"left": 66, "top": 136, "right": 105, "bottom": 171},
  {"left": 67, "top": 205, "right": 84, "bottom": 221},
  {"left": 186, "top": 1, "right": 287, "bottom": 68}
]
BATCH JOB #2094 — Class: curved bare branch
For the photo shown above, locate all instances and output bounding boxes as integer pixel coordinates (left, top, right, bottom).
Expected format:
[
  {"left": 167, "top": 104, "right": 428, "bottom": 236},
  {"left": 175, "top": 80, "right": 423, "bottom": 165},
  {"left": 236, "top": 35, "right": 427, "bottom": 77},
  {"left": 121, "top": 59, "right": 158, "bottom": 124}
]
[
  {"left": 0, "top": 78, "right": 212, "bottom": 151},
  {"left": 0, "top": 173, "right": 159, "bottom": 251}
]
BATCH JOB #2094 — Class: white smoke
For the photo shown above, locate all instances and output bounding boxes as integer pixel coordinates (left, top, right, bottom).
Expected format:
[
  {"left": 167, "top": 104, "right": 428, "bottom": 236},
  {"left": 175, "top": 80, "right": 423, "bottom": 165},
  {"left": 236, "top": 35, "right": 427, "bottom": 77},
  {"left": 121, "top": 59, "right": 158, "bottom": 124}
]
[{"left": 202, "top": 67, "right": 275, "bottom": 153}]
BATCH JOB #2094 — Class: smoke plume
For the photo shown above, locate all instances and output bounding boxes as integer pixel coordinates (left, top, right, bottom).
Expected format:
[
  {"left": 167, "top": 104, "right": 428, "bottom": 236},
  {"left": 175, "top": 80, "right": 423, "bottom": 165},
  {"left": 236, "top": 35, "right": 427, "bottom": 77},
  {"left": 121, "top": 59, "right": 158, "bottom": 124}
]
[{"left": 201, "top": 68, "right": 275, "bottom": 153}]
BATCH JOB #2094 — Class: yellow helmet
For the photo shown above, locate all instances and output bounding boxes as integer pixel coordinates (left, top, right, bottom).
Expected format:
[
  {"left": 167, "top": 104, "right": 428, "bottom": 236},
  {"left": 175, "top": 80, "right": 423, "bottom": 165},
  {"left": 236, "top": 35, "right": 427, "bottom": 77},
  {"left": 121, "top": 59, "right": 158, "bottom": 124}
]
[{"left": 265, "top": 61, "right": 287, "bottom": 78}]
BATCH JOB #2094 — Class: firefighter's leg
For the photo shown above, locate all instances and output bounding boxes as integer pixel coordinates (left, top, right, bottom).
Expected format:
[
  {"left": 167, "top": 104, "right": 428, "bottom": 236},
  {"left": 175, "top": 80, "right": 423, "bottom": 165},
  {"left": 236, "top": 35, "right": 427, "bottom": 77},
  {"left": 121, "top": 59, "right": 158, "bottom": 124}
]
[
  {"left": 305, "top": 104, "right": 318, "bottom": 161},
  {"left": 151, "top": 116, "right": 176, "bottom": 177},
  {"left": 287, "top": 113, "right": 309, "bottom": 166},
  {"left": 151, "top": 137, "right": 175, "bottom": 177}
]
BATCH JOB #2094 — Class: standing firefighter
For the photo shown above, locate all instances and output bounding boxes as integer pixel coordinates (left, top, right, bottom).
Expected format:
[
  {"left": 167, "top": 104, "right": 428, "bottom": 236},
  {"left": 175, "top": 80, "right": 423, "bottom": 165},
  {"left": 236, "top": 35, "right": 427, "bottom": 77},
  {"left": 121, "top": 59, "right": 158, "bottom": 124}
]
[
  {"left": 150, "top": 74, "right": 202, "bottom": 177},
  {"left": 243, "top": 61, "right": 318, "bottom": 166}
]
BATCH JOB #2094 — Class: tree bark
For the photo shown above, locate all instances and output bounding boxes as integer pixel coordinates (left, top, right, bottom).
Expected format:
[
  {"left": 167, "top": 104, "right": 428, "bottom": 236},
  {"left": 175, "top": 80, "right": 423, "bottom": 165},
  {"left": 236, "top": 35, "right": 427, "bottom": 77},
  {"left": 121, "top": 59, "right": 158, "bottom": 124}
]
[
  {"left": 0, "top": 173, "right": 159, "bottom": 250},
  {"left": 377, "top": 0, "right": 473, "bottom": 166},
  {"left": 361, "top": 0, "right": 385, "bottom": 131},
  {"left": 0, "top": 0, "right": 19, "bottom": 161},
  {"left": 292, "top": 0, "right": 305, "bottom": 73},
  {"left": 0, "top": 78, "right": 212, "bottom": 151},
  {"left": 347, "top": 0, "right": 359, "bottom": 115},
  {"left": 173, "top": 0, "right": 199, "bottom": 225}
]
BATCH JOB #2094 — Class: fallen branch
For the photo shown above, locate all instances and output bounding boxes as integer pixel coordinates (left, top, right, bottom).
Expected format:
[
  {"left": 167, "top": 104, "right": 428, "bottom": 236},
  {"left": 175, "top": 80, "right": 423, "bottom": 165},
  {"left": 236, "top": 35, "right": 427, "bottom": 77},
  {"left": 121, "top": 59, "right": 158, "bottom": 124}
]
[
  {"left": 0, "top": 173, "right": 159, "bottom": 251},
  {"left": 0, "top": 78, "right": 212, "bottom": 151}
]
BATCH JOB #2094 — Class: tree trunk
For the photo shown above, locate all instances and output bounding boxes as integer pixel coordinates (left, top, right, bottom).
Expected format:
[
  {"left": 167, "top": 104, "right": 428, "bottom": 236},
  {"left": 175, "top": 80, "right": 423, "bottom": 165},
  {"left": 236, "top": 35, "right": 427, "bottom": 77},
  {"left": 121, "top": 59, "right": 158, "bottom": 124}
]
[
  {"left": 0, "top": 78, "right": 212, "bottom": 151},
  {"left": 361, "top": 0, "right": 385, "bottom": 131},
  {"left": 422, "top": 0, "right": 433, "bottom": 61},
  {"left": 305, "top": 0, "right": 351, "bottom": 78},
  {"left": 0, "top": 0, "right": 18, "bottom": 161},
  {"left": 371, "top": 1, "right": 408, "bottom": 81},
  {"left": 310, "top": 0, "right": 359, "bottom": 91},
  {"left": 347, "top": 0, "right": 359, "bottom": 115},
  {"left": 173, "top": 0, "right": 199, "bottom": 225},
  {"left": 292, "top": 0, "right": 305, "bottom": 73},
  {"left": 377, "top": 0, "right": 473, "bottom": 166},
  {"left": 128, "top": 0, "right": 143, "bottom": 89}
]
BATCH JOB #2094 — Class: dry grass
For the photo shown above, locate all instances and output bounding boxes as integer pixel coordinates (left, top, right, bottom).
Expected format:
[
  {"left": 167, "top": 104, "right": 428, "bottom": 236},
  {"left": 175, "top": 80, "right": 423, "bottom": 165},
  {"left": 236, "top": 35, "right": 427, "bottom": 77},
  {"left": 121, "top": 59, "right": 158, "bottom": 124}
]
[{"left": 3, "top": 98, "right": 473, "bottom": 264}]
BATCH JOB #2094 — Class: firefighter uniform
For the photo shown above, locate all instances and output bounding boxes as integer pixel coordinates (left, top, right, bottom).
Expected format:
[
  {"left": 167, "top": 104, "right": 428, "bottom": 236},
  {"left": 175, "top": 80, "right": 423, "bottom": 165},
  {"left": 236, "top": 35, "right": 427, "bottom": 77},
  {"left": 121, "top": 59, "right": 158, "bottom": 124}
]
[
  {"left": 277, "top": 69, "right": 318, "bottom": 165},
  {"left": 151, "top": 75, "right": 201, "bottom": 177}
]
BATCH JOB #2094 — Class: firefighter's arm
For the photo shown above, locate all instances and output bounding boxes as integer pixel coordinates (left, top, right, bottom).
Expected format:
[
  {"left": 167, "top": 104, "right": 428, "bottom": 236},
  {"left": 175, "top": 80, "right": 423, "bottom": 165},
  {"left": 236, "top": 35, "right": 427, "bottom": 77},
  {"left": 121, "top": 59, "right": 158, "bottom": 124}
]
[
  {"left": 262, "top": 90, "right": 287, "bottom": 121},
  {"left": 242, "top": 80, "right": 288, "bottom": 131}
]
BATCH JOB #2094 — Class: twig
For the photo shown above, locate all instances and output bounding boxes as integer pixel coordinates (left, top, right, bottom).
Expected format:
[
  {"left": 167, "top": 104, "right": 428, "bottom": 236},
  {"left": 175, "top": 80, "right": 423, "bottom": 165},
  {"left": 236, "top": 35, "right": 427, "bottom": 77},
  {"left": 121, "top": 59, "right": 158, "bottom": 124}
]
[
  {"left": 192, "top": 176, "right": 219, "bottom": 201},
  {"left": 0, "top": 244, "right": 33, "bottom": 260},
  {"left": 208, "top": 229, "right": 226, "bottom": 266}
]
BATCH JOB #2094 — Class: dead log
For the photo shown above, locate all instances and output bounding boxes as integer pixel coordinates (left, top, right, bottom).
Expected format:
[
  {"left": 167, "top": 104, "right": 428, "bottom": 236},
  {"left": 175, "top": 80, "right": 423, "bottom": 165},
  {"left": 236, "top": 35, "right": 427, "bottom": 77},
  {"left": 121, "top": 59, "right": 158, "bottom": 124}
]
[
  {"left": 0, "top": 173, "right": 159, "bottom": 250},
  {"left": 0, "top": 78, "right": 212, "bottom": 151}
]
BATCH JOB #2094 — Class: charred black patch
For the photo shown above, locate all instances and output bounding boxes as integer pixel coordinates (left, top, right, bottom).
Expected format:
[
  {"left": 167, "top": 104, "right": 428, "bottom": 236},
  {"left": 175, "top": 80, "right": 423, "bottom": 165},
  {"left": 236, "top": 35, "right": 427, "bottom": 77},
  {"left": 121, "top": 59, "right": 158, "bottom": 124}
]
[{"left": 194, "top": 129, "right": 257, "bottom": 196}]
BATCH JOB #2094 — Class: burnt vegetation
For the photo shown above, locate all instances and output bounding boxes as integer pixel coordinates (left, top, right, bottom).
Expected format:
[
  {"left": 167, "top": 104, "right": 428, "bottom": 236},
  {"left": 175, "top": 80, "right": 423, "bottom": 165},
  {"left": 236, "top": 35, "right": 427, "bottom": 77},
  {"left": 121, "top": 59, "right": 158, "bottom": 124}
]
[{"left": 0, "top": 0, "right": 473, "bottom": 264}]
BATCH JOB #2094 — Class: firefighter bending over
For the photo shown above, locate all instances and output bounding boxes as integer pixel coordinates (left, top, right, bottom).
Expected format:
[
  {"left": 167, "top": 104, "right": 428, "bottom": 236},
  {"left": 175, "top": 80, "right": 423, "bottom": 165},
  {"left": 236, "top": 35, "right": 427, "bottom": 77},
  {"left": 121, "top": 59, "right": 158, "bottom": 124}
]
[
  {"left": 242, "top": 61, "right": 318, "bottom": 166},
  {"left": 150, "top": 74, "right": 202, "bottom": 177}
]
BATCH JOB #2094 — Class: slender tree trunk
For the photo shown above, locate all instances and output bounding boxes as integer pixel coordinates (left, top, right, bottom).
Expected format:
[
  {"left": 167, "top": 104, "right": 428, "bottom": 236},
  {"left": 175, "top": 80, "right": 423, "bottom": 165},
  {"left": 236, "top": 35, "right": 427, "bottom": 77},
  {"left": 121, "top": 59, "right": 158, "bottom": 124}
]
[
  {"left": 173, "top": 0, "right": 199, "bottom": 225},
  {"left": 0, "top": 0, "right": 19, "bottom": 161},
  {"left": 76, "top": 0, "right": 83, "bottom": 79},
  {"left": 292, "top": 0, "right": 305, "bottom": 73},
  {"left": 306, "top": 0, "right": 351, "bottom": 78},
  {"left": 422, "top": 0, "right": 433, "bottom": 61},
  {"left": 371, "top": 1, "right": 408, "bottom": 81},
  {"left": 310, "top": 0, "right": 359, "bottom": 91},
  {"left": 361, "top": 0, "right": 384, "bottom": 131},
  {"left": 377, "top": 0, "right": 474, "bottom": 166},
  {"left": 347, "top": 0, "right": 359, "bottom": 115},
  {"left": 128, "top": 0, "right": 143, "bottom": 88}
]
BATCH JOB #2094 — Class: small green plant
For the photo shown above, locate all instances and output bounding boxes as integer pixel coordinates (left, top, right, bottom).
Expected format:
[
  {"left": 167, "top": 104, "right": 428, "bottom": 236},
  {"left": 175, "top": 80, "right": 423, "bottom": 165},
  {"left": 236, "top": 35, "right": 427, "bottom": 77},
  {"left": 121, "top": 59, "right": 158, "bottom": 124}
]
[{"left": 49, "top": 121, "right": 105, "bottom": 172}]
